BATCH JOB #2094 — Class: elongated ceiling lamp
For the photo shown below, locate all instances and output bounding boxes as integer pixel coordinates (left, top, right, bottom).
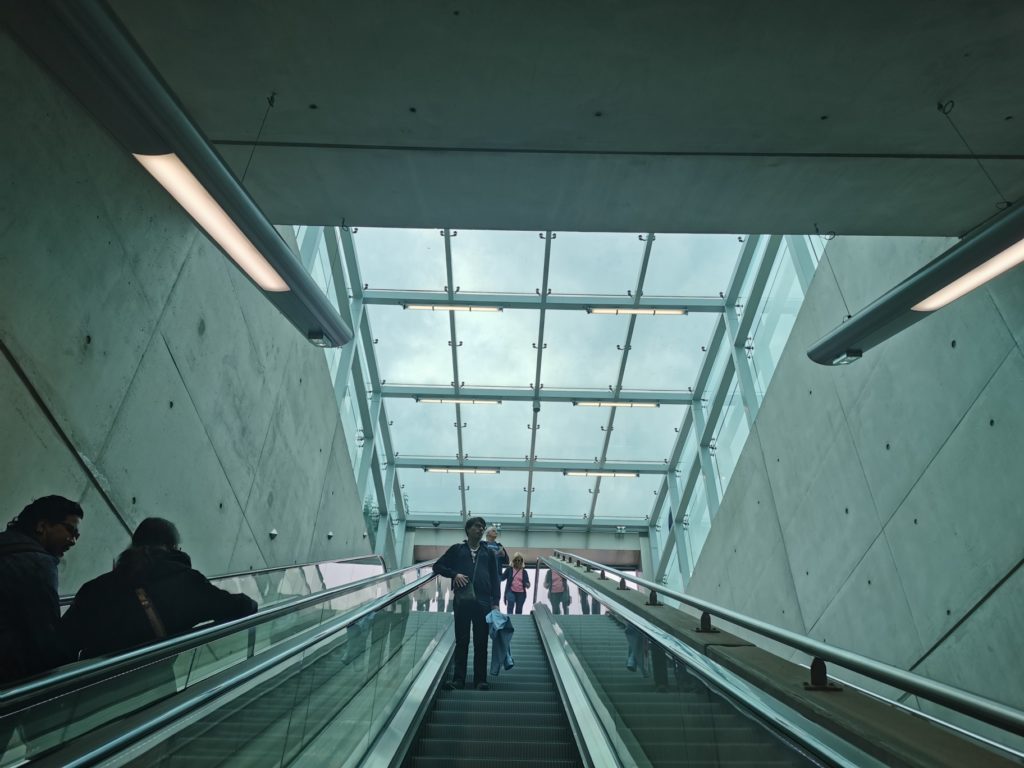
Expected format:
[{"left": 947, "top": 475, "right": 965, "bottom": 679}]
[
  {"left": 2, "top": 0, "right": 352, "bottom": 347},
  {"left": 808, "top": 203, "right": 1024, "bottom": 365}
]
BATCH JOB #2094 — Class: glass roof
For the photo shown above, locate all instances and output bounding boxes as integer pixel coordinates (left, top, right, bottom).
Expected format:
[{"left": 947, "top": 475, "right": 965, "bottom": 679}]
[{"left": 351, "top": 228, "right": 745, "bottom": 525}]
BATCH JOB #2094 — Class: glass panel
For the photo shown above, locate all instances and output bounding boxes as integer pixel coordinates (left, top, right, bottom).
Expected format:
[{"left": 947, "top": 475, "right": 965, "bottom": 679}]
[
  {"left": 398, "top": 470, "right": 462, "bottom": 517},
  {"left": 352, "top": 227, "right": 447, "bottom": 290},
  {"left": 644, "top": 233, "right": 745, "bottom": 296},
  {"left": 540, "top": 311, "right": 628, "bottom": 389},
  {"left": 365, "top": 305, "right": 452, "bottom": 386},
  {"left": 533, "top": 401, "right": 606, "bottom": 461},
  {"left": 340, "top": 368, "right": 364, "bottom": 460},
  {"left": 457, "top": 309, "right": 537, "bottom": 387},
  {"left": 606, "top": 404, "right": 687, "bottom": 463},
  {"left": 547, "top": 232, "right": 644, "bottom": 294},
  {"left": 550, "top": 599, "right": 818, "bottom": 767},
  {"left": 462, "top": 471, "right": 530, "bottom": 519},
  {"left": 115, "top": 570, "right": 446, "bottom": 767},
  {"left": 685, "top": 481, "right": 711, "bottom": 569},
  {"left": 387, "top": 398, "right": 459, "bottom": 457},
  {"left": 450, "top": 229, "right": 545, "bottom": 293},
  {"left": 528, "top": 471, "right": 594, "bottom": 521},
  {"left": 594, "top": 475, "right": 663, "bottom": 519},
  {"left": 460, "top": 401, "right": 533, "bottom": 459},
  {"left": 750, "top": 244, "right": 803, "bottom": 398},
  {"left": 1, "top": 569, "right": 431, "bottom": 767},
  {"left": 712, "top": 378, "right": 749, "bottom": 497},
  {"left": 622, "top": 314, "right": 719, "bottom": 390}
]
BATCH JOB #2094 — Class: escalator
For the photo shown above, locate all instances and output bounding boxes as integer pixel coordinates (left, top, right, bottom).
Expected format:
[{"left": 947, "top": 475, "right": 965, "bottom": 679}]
[
  {"left": 402, "top": 614, "right": 582, "bottom": 768},
  {"left": 3, "top": 554, "right": 1022, "bottom": 767}
]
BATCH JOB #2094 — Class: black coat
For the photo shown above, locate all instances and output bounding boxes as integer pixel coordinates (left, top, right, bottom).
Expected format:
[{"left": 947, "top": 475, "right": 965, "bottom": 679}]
[
  {"left": 0, "top": 530, "right": 65, "bottom": 682},
  {"left": 433, "top": 542, "right": 501, "bottom": 608},
  {"left": 61, "top": 547, "right": 257, "bottom": 659}
]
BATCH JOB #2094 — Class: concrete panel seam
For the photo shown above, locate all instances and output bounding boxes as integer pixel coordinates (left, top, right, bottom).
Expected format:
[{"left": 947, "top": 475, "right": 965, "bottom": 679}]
[
  {"left": 159, "top": 332, "right": 248, "bottom": 516},
  {"left": 223, "top": 266, "right": 294, "bottom": 512},
  {"left": 750, "top": 426, "right": 808, "bottom": 633},
  {"left": 908, "top": 556, "right": 1024, "bottom": 675},
  {"left": 0, "top": 335, "right": 131, "bottom": 534},
  {"left": 985, "top": 283, "right": 1024, "bottom": 359},
  {"left": 830, "top": 359, "right": 883, "bottom": 523},
  {"left": 883, "top": 345, "right": 1015, "bottom": 522},
  {"left": 304, "top": 419, "right": 341, "bottom": 557}
]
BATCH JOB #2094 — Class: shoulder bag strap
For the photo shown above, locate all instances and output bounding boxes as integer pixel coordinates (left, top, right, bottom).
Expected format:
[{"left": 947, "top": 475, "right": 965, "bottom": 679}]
[{"left": 135, "top": 587, "right": 168, "bottom": 639}]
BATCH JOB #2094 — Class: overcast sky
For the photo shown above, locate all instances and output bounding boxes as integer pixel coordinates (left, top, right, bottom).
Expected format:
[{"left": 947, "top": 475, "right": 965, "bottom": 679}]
[{"left": 347, "top": 228, "right": 744, "bottom": 522}]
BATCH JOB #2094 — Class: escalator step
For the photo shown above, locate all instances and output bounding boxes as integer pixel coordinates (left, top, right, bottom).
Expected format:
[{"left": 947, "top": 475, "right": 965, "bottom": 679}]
[
  {"left": 416, "top": 737, "right": 578, "bottom": 760},
  {"left": 422, "top": 723, "right": 574, "bottom": 744}
]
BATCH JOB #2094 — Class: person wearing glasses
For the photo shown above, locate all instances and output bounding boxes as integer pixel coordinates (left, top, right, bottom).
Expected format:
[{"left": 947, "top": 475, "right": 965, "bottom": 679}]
[
  {"left": 0, "top": 495, "right": 84, "bottom": 683},
  {"left": 62, "top": 517, "right": 256, "bottom": 659}
]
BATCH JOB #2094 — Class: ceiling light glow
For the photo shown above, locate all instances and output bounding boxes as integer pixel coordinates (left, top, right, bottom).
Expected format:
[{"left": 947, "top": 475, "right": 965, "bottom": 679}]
[
  {"left": 912, "top": 238, "right": 1024, "bottom": 311},
  {"left": 574, "top": 401, "right": 659, "bottom": 408},
  {"left": 587, "top": 308, "right": 686, "bottom": 316},
  {"left": 418, "top": 398, "right": 502, "bottom": 405},
  {"left": 425, "top": 467, "right": 500, "bottom": 475},
  {"left": 404, "top": 304, "right": 502, "bottom": 312},
  {"left": 134, "top": 154, "right": 288, "bottom": 292},
  {"left": 564, "top": 470, "right": 640, "bottom": 478}
]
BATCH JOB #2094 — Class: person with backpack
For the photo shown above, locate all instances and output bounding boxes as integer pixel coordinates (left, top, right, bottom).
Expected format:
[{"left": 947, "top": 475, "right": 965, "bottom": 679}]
[{"left": 62, "top": 517, "right": 256, "bottom": 659}]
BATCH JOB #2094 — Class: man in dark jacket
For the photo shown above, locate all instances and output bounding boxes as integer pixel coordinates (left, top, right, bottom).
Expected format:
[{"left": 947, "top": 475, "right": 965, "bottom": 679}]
[
  {"left": 62, "top": 517, "right": 257, "bottom": 659},
  {"left": 0, "top": 496, "right": 83, "bottom": 683},
  {"left": 433, "top": 516, "right": 500, "bottom": 690}
]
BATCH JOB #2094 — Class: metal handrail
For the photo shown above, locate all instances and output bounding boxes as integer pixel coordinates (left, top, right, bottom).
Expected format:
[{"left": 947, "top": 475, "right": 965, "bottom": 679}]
[
  {"left": 57, "top": 553, "right": 387, "bottom": 606},
  {"left": 48, "top": 571, "right": 439, "bottom": 768},
  {"left": 1, "top": 559, "right": 435, "bottom": 714},
  {"left": 549, "top": 551, "right": 1024, "bottom": 736}
]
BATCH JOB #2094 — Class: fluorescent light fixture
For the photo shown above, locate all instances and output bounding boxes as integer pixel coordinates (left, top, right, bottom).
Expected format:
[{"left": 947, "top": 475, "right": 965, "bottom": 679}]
[
  {"left": 808, "top": 204, "right": 1024, "bottom": 366},
  {"left": 574, "top": 401, "right": 659, "bottom": 408},
  {"left": 425, "top": 467, "right": 500, "bottom": 475},
  {"left": 404, "top": 304, "right": 502, "bottom": 312},
  {"left": 2, "top": 0, "right": 353, "bottom": 347},
  {"left": 135, "top": 154, "right": 287, "bottom": 292},
  {"left": 418, "top": 398, "right": 502, "bottom": 405},
  {"left": 587, "top": 308, "right": 686, "bottom": 316},
  {"left": 564, "top": 470, "right": 640, "bottom": 478},
  {"left": 912, "top": 238, "right": 1024, "bottom": 311}
]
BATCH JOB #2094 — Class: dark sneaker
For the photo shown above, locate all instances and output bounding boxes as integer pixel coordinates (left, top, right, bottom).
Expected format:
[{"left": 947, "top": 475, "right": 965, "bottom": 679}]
[
  {"left": 443, "top": 680, "right": 465, "bottom": 690},
  {"left": 475, "top": 682, "right": 490, "bottom": 690}
]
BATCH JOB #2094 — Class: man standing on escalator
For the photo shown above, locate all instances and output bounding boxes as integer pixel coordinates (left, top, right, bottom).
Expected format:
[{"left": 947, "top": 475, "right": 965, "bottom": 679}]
[{"left": 433, "top": 516, "right": 501, "bottom": 690}]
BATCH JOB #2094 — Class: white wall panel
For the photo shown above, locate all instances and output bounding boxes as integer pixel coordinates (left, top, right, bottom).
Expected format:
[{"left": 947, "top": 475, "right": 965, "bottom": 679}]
[
  {"left": 0, "top": 36, "right": 367, "bottom": 592},
  {"left": 885, "top": 349, "right": 1024, "bottom": 646},
  {"left": 690, "top": 233, "right": 1024, "bottom": 717}
]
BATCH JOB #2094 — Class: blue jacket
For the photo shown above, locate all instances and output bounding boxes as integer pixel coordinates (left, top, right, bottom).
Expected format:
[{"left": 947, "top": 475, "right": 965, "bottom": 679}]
[
  {"left": 433, "top": 541, "right": 501, "bottom": 608},
  {"left": 486, "top": 610, "right": 515, "bottom": 676},
  {"left": 0, "top": 529, "right": 64, "bottom": 682}
]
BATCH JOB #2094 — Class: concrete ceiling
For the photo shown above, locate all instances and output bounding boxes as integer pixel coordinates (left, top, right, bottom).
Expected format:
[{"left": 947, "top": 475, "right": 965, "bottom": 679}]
[{"left": 111, "top": 1, "right": 1024, "bottom": 235}]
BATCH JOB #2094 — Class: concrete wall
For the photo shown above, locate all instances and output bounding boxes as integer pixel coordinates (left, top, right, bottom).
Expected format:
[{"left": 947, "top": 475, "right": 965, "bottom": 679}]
[
  {"left": 0, "top": 33, "right": 368, "bottom": 592},
  {"left": 687, "top": 234, "right": 1024, "bottom": 737}
]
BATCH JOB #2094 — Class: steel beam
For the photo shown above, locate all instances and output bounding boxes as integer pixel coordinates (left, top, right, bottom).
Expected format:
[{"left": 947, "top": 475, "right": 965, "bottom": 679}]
[
  {"left": 395, "top": 456, "right": 668, "bottom": 474},
  {"left": 362, "top": 289, "right": 724, "bottom": 313},
  {"left": 587, "top": 233, "right": 656, "bottom": 528},
  {"left": 380, "top": 384, "right": 693, "bottom": 405},
  {"left": 525, "top": 233, "right": 553, "bottom": 528}
]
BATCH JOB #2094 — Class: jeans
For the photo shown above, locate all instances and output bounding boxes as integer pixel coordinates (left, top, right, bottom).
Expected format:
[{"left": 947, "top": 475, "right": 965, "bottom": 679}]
[
  {"left": 453, "top": 601, "right": 489, "bottom": 685},
  {"left": 506, "top": 591, "right": 526, "bottom": 614},
  {"left": 549, "top": 591, "right": 568, "bottom": 614}
]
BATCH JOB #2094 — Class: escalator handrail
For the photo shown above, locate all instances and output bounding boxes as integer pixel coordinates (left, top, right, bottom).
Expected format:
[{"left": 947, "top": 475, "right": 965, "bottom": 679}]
[
  {"left": 34, "top": 571, "right": 439, "bottom": 768},
  {"left": 549, "top": 551, "right": 1024, "bottom": 736},
  {"left": 1, "top": 559, "right": 436, "bottom": 714},
  {"left": 57, "top": 553, "right": 388, "bottom": 607}
]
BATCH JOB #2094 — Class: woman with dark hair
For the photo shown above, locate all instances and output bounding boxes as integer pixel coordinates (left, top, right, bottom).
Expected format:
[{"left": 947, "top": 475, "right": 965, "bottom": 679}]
[{"left": 62, "top": 517, "right": 256, "bottom": 659}]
